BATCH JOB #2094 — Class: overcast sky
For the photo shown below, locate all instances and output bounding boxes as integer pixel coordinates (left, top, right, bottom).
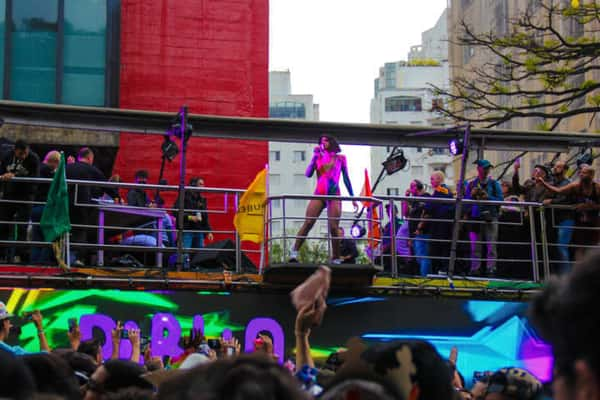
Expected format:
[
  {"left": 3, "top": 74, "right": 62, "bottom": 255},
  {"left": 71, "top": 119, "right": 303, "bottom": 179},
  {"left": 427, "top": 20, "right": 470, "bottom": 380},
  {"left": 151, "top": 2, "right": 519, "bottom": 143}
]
[{"left": 269, "top": 0, "right": 449, "bottom": 198}]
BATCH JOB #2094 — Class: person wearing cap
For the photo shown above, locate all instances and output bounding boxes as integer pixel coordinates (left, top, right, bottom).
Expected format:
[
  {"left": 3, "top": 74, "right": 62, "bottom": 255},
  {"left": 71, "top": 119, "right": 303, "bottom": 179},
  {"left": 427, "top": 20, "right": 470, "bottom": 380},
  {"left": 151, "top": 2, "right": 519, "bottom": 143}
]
[
  {"left": 465, "top": 160, "right": 503, "bottom": 276},
  {"left": 482, "top": 367, "right": 543, "bottom": 400},
  {"left": 512, "top": 161, "right": 552, "bottom": 203},
  {"left": 0, "top": 302, "right": 49, "bottom": 355}
]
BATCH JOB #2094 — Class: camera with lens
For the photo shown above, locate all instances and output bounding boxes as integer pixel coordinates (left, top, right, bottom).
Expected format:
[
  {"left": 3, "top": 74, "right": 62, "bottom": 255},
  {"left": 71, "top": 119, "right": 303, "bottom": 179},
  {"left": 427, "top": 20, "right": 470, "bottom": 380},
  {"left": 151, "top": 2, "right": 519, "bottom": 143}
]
[{"left": 471, "top": 187, "right": 488, "bottom": 200}]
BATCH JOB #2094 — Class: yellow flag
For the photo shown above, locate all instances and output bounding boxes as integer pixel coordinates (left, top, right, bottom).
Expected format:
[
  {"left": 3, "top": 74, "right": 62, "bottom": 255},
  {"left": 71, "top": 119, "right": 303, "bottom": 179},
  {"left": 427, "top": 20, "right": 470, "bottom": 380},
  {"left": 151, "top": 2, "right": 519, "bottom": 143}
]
[
  {"left": 234, "top": 168, "right": 267, "bottom": 243},
  {"left": 572, "top": 0, "right": 580, "bottom": 8}
]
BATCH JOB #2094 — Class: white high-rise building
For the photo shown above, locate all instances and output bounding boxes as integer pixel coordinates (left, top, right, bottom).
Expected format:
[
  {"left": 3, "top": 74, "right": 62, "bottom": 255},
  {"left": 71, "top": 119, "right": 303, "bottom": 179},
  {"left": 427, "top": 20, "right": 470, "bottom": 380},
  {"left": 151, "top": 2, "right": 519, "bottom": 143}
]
[
  {"left": 268, "top": 71, "right": 322, "bottom": 239},
  {"left": 370, "top": 9, "right": 453, "bottom": 196}
]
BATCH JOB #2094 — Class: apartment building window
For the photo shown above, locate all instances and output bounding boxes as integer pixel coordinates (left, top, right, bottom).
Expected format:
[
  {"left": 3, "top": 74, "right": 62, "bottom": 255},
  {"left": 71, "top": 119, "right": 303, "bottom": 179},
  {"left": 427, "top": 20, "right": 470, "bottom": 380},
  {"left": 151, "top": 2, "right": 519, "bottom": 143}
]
[
  {"left": 385, "top": 96, "right": 422, "bottom": 112},
  {"left": 463, "top": 46, "right": 475, "bottom": 64},
  {"left": 386, "top": 188, "right": 399, "bottom": 196},
  {"left": 271, "top": 199, "right": 281, "bottom": 209},
  {"left": 269, "top": 174, "right": 281, "bottom": 186},
  {"left": 271, "top": 221, "right": 281, "bottom": 234},
  {"left": 411, "top": 165, "right": 423, "bottom": 177},
  {"left": 269, "top": 101, "right": 306, "bottom": 119},
  {"left": 293, "top": 150, "right": 306, "bottom": 162},
  {"left": 269, "top": 150, "right": 280, "bottom": 161},
  {"left": 293, "top": 199, "right": 306, "bottom": 208},
  {"left": 293, "top": 174, "right": 305, "bottom": 187}
]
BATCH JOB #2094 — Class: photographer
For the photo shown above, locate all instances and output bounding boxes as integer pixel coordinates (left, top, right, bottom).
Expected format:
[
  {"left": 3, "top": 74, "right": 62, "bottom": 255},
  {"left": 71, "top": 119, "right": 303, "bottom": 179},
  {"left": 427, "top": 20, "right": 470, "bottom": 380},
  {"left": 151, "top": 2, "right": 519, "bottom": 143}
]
[{"left": 465, "top": 160, "right": 503, "bottom": 276}]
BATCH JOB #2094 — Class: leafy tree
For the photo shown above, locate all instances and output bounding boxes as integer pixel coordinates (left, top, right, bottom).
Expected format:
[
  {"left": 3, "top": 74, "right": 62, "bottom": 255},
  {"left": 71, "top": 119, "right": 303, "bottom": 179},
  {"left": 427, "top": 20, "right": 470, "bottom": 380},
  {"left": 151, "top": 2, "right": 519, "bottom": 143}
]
[{"left": 432, "top": 0, "right": 600, "bottom": 130}]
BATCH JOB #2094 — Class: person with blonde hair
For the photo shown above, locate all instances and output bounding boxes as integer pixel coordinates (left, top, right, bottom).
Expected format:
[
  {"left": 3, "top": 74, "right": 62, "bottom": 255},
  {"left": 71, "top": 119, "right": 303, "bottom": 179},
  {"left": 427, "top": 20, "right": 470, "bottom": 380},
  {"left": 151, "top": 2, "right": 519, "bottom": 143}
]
[{"left": 423, "top": 170, "right": 455, "bottom": 274}]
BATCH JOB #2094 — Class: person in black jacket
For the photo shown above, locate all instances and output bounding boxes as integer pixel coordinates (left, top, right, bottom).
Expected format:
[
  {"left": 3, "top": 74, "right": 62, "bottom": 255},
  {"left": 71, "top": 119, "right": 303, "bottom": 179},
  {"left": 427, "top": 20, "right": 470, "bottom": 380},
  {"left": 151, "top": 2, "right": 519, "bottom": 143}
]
[
  {"left": 127, "top": 170, "right": 153, "bottom": 208},
  {"left": 174, "top": 176, "right": 214, "bottom": 269},
  {"left": 338, "top": 227, "right": 358, "bottom": 264},
  {"left": 0, "top": 140, "right": 40, "bottom": 263},
  {"left": 65, "top": 147, "right": 111, "bottom": 266}
]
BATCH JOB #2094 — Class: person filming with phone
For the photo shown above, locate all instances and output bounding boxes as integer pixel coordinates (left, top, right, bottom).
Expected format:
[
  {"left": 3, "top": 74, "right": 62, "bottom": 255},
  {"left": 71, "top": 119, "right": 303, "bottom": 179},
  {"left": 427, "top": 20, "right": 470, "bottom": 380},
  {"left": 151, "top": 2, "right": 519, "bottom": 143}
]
[
  {"left": 465, "top": 160, "right": 503, "bottom": 277},
  {"left": 0, "top": 303, "right": 49, "bottom": 354}
]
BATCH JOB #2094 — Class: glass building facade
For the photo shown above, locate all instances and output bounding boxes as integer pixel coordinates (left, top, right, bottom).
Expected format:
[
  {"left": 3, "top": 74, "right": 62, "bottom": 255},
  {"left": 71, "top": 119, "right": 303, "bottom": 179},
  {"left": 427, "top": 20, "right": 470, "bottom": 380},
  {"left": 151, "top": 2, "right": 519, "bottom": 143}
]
[{"left": 1, "top": 0, "right": 119, "bottom": 106}]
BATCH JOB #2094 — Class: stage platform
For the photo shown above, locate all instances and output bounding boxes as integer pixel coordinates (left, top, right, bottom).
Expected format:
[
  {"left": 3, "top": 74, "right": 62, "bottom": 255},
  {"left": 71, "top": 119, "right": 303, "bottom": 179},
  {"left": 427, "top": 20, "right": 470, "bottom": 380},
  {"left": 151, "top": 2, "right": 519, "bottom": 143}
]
[{"left": 0, "top": 263, "right": 543, "bottom": 299}]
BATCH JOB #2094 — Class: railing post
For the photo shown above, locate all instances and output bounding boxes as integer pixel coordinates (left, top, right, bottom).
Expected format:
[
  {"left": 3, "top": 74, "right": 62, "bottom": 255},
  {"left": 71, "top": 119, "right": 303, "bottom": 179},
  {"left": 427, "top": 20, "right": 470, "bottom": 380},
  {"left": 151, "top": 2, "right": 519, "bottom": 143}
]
[
  {"left": 528, "top": 205, "right": 540, "bottom": 282},
  {"left": 539, "top": 206, "right": 551, "bottom": 280},
  {"left": 389, "top": 199, "right": 398, "bottom": 277},
  {"left": 234, "top": 192, "right": 241, "bottom": 273},
  {"left": 175, "top": 106, "right": 188, "bottom": 272},
  {"left": 282, "top": 198, "right": 287, "bottom": 261},
  {"left": 97, "top": 208, "right": 104, "bottom": 267}
]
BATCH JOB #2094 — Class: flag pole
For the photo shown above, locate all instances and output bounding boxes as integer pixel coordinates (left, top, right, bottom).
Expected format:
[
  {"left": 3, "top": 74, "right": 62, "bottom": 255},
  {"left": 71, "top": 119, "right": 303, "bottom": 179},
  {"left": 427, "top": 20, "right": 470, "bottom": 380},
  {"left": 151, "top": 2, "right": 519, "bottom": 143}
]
[
  {"left": 65, "top": 232, "right": 71, "bottom": 269},
  {"left": 258, "top": 164, "right": 268, "bottom": 274}
]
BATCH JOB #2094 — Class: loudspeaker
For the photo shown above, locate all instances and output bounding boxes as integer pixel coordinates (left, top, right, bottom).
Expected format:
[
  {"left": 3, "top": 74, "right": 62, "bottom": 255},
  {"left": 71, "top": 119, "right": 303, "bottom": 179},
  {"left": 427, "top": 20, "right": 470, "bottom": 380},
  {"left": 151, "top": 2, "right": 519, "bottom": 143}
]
[
  {"left": 263, "top": 264, "right": 376, "bottom": 287},
  {"left": 191, "top": 240, "right": 257, "bottom": 271}
]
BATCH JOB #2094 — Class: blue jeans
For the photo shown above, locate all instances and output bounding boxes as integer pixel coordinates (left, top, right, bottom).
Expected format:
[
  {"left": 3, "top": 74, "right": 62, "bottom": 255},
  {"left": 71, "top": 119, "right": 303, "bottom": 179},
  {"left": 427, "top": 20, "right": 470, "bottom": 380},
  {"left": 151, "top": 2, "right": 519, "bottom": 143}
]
[
  {"left": 183, "top": 232, "right": 205, "bottom": 269},
  {"left": 414, "top": 234, "right": 431, "bottom": 276},
  {"left": 30, "top": 205, "right": 52, "bottom": 264},
  {"left": 556, "top": 219, "right": 574, "bottom": 274}
]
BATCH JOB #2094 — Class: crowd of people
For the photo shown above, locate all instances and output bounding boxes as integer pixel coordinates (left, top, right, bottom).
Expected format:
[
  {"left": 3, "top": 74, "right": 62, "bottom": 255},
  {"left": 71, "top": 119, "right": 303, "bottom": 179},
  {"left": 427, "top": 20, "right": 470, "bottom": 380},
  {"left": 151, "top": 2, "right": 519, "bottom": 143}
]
[
  {"left": 0, "top": 141, "right": 213, "bottom": 269},
  {"left": 1, "top": 137, "right": 599, "bottom": 278},
  {"left": 379, "top": 158, "right": 600, "bottom": 278},
  {"left": 3, "top": 249, "right": 600, "bottom": 399}
]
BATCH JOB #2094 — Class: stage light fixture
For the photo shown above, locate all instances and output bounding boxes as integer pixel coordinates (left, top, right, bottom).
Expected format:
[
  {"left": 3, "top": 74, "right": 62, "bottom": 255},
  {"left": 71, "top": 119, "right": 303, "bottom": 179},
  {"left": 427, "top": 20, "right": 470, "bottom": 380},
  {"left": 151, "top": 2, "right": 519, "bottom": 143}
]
[
  {"left": 161, "top": 135, "right": 179, "bottom": 161},
  {"left": 382, "top": 149, "right": 408, "bottom": 175},
  {"left": 449, "top": 137, "right": 465, "bottom": 156},
  {"left": 351, "top": 223, "right": 367, "bottom": 239}
]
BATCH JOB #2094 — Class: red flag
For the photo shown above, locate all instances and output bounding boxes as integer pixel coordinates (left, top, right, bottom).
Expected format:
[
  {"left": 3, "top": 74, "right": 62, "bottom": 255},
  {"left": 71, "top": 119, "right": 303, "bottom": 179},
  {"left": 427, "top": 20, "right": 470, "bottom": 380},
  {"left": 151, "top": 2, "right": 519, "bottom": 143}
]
[{"left": 360, "top": 169, "right": 381, "bottom": 249}]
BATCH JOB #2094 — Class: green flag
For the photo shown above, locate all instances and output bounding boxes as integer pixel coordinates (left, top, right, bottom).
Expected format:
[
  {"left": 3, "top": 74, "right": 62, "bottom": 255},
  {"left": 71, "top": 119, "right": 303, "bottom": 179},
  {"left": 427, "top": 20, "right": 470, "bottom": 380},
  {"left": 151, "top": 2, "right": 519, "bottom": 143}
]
[{"left": 41, "top": 153, "right": 71, "bottom": 242}]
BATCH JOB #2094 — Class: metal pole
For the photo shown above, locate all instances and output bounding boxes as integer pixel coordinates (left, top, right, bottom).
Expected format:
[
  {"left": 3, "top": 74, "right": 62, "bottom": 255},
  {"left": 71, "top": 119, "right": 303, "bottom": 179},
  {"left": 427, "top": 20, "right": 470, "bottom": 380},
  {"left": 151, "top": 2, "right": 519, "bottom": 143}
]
[
  {"left": 389, "top": 199, "right": 398, "bottom": 277},
  {"left": 539, "top": 206, "right": 551, "bottom": 280},
  {"left": 175, "top": 106, "right": 188, "bottom": 272},
  {"left": 282, "top": 198, "right": 287, "bottom": 261},
  {"left": 66, "top": 232, "right": 70, "bottom": 269},
  {"left": 234, "top": 192, "right": 242, "bottom": 273},
  {"left": 528, "top": 205, "right": 540, "bottom": 282},
  {"left": 97, "top": 209, "right": 104, "bottom": 267},
  {"left": 448, "top": 124, "right": 471, "bottom": 277},
  {"left": 157, "top": 216, "right": 163, "bottom": 269}
]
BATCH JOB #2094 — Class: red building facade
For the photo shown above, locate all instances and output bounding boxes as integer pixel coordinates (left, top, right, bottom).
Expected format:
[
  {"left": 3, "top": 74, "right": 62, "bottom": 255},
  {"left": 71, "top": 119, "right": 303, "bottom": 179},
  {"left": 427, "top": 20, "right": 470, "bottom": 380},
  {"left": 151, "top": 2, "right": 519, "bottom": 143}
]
[{"left": 113, "top": 0, "right": 269, "bottom": 246}]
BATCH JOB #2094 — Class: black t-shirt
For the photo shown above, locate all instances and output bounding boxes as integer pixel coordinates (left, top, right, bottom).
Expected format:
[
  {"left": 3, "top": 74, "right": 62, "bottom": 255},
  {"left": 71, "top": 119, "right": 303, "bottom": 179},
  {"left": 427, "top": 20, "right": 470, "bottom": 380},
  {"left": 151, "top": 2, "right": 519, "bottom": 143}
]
[
  {"left": 35, "top": 163, "right": 56, "bottom": 203},
  {"left": 127, "top": 189, "right": 150, "bottom": 207},
  {"left": 0, "top": 150, "right": 40, "bottom": 199},
  {"left": 65, "top": 161, "right": 108, "bottom": 204}
]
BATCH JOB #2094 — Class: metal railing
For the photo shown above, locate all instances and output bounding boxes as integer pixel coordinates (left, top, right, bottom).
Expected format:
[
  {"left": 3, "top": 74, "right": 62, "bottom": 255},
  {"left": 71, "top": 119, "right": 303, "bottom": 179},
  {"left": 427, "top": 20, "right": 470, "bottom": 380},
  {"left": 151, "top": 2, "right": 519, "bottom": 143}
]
[
  {"left": 1, "top": 177, "right": 599, "bottom": 282},
  {"left": 264, "top": 193, "right": 600, "bottom": 282},
  {"left": 0, "top": 177, "right": 253, "bottom": 273}
]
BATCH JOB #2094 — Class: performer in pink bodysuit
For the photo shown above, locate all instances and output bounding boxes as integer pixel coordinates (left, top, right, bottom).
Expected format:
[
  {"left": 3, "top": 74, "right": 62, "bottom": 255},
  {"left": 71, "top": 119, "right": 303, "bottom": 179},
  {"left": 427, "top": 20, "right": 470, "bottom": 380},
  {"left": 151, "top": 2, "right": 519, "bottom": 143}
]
[{"left": 289, "top": 135, "right": 358, "bottom": 263}]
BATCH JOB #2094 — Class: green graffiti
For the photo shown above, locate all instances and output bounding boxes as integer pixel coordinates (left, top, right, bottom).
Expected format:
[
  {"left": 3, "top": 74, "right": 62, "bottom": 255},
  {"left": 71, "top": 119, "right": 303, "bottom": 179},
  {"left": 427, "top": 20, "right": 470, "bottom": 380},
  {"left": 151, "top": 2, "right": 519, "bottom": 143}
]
[{"left": 21, "top": 290, "right": 178, "bottom": 313}]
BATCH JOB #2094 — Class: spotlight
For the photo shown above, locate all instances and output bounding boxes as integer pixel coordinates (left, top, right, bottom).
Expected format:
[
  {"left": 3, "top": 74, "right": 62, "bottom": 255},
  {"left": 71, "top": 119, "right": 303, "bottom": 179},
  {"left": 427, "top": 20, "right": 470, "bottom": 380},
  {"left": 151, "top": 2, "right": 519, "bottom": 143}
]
[
  {"left": 382, "top": 149, "right": 408, "bottom": 175},
  {"left": 161, "top": 135, "right": 179, "bottom": 161},
  {"left": 351, "top": 223, "right": 366, "bottom": 239},
  {"left": 449, "top": 137, "right": 464, "bottom": 156}
]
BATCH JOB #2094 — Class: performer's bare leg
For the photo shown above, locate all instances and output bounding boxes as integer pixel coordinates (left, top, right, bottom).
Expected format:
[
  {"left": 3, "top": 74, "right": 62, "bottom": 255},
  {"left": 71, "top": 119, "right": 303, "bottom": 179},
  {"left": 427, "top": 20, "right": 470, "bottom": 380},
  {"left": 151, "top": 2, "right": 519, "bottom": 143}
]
[{"left": 292, "top": 199, "right": 326, "bottom": 252}]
